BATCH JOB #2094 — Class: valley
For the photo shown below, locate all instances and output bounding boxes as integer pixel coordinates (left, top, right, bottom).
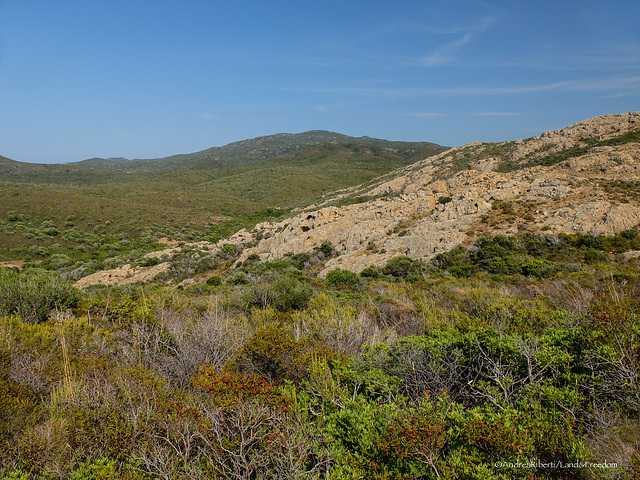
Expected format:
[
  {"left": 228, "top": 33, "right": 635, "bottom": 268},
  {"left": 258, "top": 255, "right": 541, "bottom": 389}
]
[{"left": 1, "top": 114, "right": 639, "bottom": 479}]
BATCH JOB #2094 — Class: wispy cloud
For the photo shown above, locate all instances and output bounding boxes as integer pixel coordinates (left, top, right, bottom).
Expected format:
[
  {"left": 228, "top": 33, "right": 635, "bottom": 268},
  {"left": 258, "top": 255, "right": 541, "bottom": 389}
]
[
  {"left": 421, "top": 33, "right": 475, "bottom": 66},
  {"left": 199, "top": 112, "right": 219, "bottom": 120},
  {"left": 472, "top": 112, "right": 522, "bottom": 116},
  {"left": 278, "top": 74, "right": 640, "bottom": 97},
  {"left": 395, "top": 112, "right": 446, "bottom": 117},
  {"left": 313, "top": 105, "right": 328, "bottom": 112},
  {"left": 419, "top": 17, "right": 494, "bottom": 66},
  {"left": 393, "top": 111, "right": 522, "bottom": 119}
]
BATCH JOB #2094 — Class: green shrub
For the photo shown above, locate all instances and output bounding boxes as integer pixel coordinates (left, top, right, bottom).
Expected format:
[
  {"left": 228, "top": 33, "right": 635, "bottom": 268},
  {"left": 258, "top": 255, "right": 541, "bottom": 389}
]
[
  {"left": 326, "top": 269, "right": 360, "bottom": 289},
  {"left": 584, "top": 248, "right": 609, "bottom": 264},
  {"left": 520, "top": 259, "right": 553, "bottom": 277},
  {"left": 0, "top": 269, "right": 79, "bottom": 323},
  {"left": 383, "top": 256, "right": 423, "bottom": 278},
  {"left": 471, "top": 236, "right": 518, "bottom": 269},
  {"left": 245, "top": 274, "right": 313, "bottom": 312},
  {"left": 225, "top": 271, "right": 250, "bottom": 285},
  {"left": 195, "top": 256, "right": 218, "bottom": 274},
  {"left": 315, "top": 240, "right": 337, "bottom": 258},
  {"left": 227, "top": 324, "right": 334, "bottom": 384},
  {"left": 360, "top": 266, "right": 381, "bottom": 278},
  {"left": 449, "top": 265, "right": 476, "bottom": 278},
  {"left": 68, "top": 457, "right": 118, "bottom": 480},
  {"left": 206, "top": 275, "right": 222, "bottom": 286},
  {"left": 289, "top": 252, "right": 310, "bottom": 270}
]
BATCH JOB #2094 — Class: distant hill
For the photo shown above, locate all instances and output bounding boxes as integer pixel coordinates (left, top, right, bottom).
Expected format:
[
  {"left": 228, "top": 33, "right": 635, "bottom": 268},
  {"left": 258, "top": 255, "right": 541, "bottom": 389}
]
[
  {"left": 73, "top": 157, "right": 130, "bottom": 168},
  {"left": 234, "top": 112, "right": 640, "bottom": 275},
  {"left": 68, "top": 130, "right": 445, "bottom": 174},
  {"left": 0, "top": 131, "right": 448, "bottom": 250},
  {"left": 0, "top": 131, "right": 446, "bottom": 183},
  {"left": 0, "top": 154, "right": 118, "bottom": 184}
]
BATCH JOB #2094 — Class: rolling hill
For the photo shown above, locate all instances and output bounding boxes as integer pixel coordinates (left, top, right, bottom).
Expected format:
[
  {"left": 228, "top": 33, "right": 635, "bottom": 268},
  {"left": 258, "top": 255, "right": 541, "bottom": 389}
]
[
  {"left": 0, "top": 131, "right": 447, "bottom": 256},
  {"left": 68, "top": 130, "right": 444, "bottom": 174},
  {"left": 232, "top": 112, "right": 640, "bottom": 274}
]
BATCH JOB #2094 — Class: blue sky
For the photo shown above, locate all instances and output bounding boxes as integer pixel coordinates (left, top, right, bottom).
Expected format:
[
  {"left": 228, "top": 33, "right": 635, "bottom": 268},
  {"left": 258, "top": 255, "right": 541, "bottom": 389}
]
[{"left": 0, "top": 0, "right": 638, "bottom": 164}]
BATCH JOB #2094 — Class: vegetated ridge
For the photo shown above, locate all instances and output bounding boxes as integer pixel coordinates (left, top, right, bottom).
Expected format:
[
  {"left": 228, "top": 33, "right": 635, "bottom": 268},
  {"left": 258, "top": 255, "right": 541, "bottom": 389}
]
[
  {"left": 0, "top": 130, "right": 444, "bottom": 180},
  {"left": 0, "top": 132, "right": 446, "bottom": 255},
  {"left": 232, "top": 112, "right": 640, "bottom": 275},
  {"left": 3, "top": 114, "right": 640, "bottom": 479},
  {"left": 72, "top": 130, "right": 444, "bottom": 173},
  {"left": 70, "top": 111, "right": 640, "bottom": 289}
]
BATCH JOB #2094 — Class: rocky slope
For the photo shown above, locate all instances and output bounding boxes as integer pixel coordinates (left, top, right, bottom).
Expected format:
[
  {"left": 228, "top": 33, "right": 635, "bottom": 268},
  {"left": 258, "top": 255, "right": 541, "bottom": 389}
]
[
  {"left": 233, "top": 112, "right": 640, "bottom": 275},
  {"left": 72, "top": 111, "right": 640, "bottom": 288}
]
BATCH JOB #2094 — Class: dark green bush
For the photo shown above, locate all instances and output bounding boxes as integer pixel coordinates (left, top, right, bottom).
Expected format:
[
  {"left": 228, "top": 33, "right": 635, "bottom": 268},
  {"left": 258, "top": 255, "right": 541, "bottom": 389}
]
[
  {"left": 0, "top": 269, "right": 79, "bottom": 323},
  {"left": 449, "top": 265, "right": 476, "bottom": 278},
  {"left": 383, "top": 256, "right": 423, "bottom": 278},
  {"left": 520, "top": 259, "right": 553, "bottom": 277},
  {"left": 326, "top": 268, "right": 360, "bottom": 289},
  {"left": 194, "top": 256, "right": 218, "bottom": 274},
  {"left": 315, "top": 240, "right": 337, "bottom": 258},
  {"left": 289, "top": 252, "right": 310, "bottom": 270},
  {"left": 245, "top": 273, "right": 313, "bottom": 312},
  {"left": 225, "top": 271, "right": 250, "bottom": 285},
  {"left": 360, "top": 266, "right": 381, "bottom": 278},
  {"left": 584, "top": 248, "right": 609, "bottom": 264},
  {"left": 471, "top": 236, "right": 518, "bottom": 270}
]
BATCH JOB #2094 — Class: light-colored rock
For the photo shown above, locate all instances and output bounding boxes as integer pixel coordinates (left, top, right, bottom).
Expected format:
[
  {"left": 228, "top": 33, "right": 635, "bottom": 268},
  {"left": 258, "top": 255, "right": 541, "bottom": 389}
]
[
  {"left": 237, "top": 112, "right": 640, "bottom": 275},
  {"left": 621, "top": 250, "right": 640, "bottom": 261},
  {"left": 77, "top": 112, "right": 640, "bottom": 286},
  {"left": 74, "top": 262, "right": 171, "bottom": 289},
  {"left": 525, "top": 178, "right": 570, "bottom": 200}
]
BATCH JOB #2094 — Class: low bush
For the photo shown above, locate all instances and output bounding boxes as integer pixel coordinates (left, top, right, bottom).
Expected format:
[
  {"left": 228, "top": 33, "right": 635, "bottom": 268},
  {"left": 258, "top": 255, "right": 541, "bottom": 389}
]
[
  {"left": 383, "top": 256, "right": 424, "bottom": 278},
  {"left": 245, "top": 273, "right": 313, "bottom": 312},
  {"left": 326, "top": 268, "right": 360, "bottom": 289},
  {"left": 225, "top": 271, "right": 250, "bottom": 285},
  {"left": 360, "top": 266, "right": 381, "bottom": 278},
  {"left": 0, "top": 269, "right": 79, "bottom": 323}
]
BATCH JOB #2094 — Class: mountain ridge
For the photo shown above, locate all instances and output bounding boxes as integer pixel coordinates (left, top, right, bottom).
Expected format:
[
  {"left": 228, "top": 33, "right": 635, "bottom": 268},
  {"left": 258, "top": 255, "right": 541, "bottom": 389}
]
[
  {"left": 70, "top": 130, "right": 445, "bottom": 174},
  {"left": 68, "top": 111, "right": 640, "bottom": 289},
  {"left": 0, "top": 130, "right": 446, "bottom": 181},
  {"left": 65, "top": 130, "right": 447, "bottom": 173},
  {"left": 227, "top": 112, "right": 640, "bottom": 276}
]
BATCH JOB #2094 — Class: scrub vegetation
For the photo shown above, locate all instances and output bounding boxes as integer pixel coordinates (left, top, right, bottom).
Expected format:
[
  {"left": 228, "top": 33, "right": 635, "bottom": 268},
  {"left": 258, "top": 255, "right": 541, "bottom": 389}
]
[{"left": 1, "top": 228, "right": 639, "bottom": 479}]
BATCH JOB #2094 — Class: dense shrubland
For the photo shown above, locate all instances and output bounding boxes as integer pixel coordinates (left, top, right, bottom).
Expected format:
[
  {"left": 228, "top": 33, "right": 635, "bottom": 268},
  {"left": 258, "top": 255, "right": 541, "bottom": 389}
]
[
  {"left": 1, "top": 230, "right": 639, "bottom": 479},
  {"left": 0, "top": 208, "right": 290, "bottom": 280}
]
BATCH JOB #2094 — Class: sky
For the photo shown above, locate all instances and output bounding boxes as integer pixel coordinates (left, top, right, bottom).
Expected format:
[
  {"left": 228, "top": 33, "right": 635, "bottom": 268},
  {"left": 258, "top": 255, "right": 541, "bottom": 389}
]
[{"left": 0, "top": 0, "right": 638, "bottom": 164}]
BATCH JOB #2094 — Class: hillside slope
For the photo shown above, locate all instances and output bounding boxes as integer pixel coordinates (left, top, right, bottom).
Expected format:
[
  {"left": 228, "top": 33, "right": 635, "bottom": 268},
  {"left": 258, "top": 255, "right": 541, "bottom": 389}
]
[
  {"left": 233, "top": 112, "right": 640, "bottom": 274},
  {"left": 66, "top": 130, "right": 445, "bottom": 174}
]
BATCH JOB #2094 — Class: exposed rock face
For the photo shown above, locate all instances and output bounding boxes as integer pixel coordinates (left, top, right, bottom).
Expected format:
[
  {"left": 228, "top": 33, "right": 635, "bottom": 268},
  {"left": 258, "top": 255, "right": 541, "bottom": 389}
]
[
  {"left": 71, "top": 112, "right": 640, "bottom": 287},
  {"left": 73, "top": 237, "right": 248, "bottom": 289},
  {"left": 74, "top": 262, "right": 171, "bottom": 289},
  {"left": 236, "top": 112, "right": 640, "bottom": 275}
]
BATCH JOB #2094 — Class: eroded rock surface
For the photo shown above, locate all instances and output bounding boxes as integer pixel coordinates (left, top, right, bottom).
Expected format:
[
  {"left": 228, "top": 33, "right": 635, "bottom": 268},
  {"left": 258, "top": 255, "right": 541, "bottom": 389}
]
[
  {"left": 236, "top": 112, "right": 640, "bottom": 275},
  {"left": 74, "top": 112, "right": 640, "bottom": 285}
]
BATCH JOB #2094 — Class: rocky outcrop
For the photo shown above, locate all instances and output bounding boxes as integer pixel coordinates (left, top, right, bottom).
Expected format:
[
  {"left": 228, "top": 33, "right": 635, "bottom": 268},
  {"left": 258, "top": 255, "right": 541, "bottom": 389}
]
[
  {"left": 73, "top": 236, "right": 250, "bottom": 289},
  {"left": 71, "top": 112, "right": 640, "bottom": 286},
  {"left": 74, "top": 262, "right": 171, "bottom": 289},
  {"left": 236, "top": 112, "right": 640, "bottom": 275}
]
